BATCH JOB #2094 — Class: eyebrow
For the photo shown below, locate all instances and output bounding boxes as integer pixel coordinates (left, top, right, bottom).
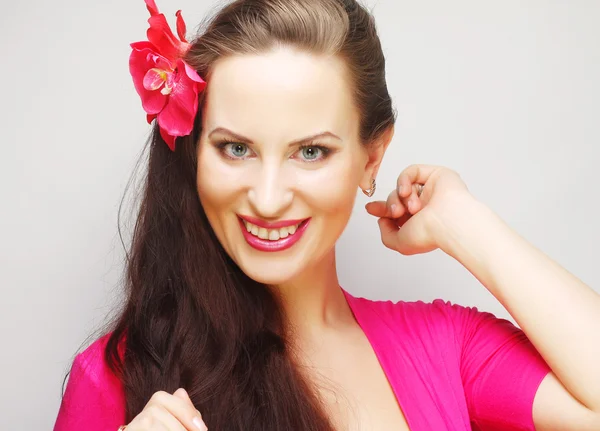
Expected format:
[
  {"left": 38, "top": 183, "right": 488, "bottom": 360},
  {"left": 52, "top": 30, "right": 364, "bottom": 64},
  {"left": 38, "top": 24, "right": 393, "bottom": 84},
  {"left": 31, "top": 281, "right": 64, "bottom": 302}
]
[{"left": 208, "top": 127, "right": 342, "bottom": 146}]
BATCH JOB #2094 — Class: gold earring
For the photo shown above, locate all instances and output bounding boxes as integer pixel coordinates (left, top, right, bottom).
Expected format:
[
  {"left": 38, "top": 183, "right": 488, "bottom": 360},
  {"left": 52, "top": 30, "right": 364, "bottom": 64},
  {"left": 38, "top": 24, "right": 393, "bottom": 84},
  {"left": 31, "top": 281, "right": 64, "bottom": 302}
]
[{"left": 362, "top": 178, "right": 376, "bottom": 197}]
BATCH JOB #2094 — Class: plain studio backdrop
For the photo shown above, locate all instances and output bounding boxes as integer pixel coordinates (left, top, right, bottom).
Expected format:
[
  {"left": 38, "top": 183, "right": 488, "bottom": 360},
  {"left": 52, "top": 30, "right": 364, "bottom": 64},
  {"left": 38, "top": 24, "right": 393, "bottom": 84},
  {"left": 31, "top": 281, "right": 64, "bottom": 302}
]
[{"left": 0, "top": 0, "right": 598, "bottom": 429}]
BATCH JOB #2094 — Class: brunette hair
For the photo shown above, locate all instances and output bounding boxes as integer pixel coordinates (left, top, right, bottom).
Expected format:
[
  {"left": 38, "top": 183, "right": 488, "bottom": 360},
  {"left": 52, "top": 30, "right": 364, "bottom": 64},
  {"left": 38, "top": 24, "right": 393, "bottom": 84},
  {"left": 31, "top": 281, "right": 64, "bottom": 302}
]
[{"left": 95, "top": 0, "right": 394, "bottom": 429}]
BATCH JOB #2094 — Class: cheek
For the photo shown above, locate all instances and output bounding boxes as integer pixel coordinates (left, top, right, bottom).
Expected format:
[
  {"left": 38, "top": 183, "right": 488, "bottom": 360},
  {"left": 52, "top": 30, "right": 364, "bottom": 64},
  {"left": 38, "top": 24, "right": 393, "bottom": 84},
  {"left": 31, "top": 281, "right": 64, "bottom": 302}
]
[
  {"left": 196, "top": 145, "right": 241, "bottom": 210},
  {"left": 299, "top": 158, "right": 362, "bottom": 220}
]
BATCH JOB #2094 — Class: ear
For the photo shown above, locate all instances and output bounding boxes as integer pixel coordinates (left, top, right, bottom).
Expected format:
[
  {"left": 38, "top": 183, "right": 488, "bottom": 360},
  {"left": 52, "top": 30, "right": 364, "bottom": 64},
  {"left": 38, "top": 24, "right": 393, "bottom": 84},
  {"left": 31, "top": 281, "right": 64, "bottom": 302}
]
[{"left": 360, "top": 125, "right": 394, "bottom": 192}]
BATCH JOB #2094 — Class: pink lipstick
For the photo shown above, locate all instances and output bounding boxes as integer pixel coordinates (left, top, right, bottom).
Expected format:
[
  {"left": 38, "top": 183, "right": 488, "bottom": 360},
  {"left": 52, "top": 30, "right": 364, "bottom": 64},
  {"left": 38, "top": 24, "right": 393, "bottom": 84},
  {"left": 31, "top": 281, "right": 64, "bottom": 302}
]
[{"left": 238, "top": 216, "right": 311, "bottom": 252}]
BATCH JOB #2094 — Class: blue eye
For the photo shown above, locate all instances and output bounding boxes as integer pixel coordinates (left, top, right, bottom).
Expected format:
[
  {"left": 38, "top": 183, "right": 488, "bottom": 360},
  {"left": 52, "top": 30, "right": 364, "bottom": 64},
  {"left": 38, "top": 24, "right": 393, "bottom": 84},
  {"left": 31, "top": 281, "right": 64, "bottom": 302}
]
[
  {"left": 298, "top": 144, "right": 329, "bottom": 162},
  {"left": 220, "top": 142, "right": 249, "bottom": 158},
  {"left": 231, "top": 143, "right": 248, "bottom": 157},
  {"left": 301, "top": 146, "right": 320, "bottom": 160}
]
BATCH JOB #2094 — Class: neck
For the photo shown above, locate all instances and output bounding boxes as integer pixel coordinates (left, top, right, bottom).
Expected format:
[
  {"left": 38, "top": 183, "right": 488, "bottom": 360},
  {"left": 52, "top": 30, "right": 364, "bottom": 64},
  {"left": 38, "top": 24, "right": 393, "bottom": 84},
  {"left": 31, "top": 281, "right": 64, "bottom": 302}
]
[{"left": 271, "top": 249, "right": 355, "bottom": 343}]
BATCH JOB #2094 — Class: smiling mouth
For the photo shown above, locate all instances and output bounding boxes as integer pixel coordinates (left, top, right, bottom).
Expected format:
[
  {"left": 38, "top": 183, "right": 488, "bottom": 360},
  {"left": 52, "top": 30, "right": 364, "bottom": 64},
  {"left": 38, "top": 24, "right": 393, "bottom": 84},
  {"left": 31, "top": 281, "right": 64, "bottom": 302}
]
[
  {"left": 237, "top": 217, "right": 311, "bottom": 252},
  {"left": 242, "top": 218, "right": 304, "bottom": 240}
]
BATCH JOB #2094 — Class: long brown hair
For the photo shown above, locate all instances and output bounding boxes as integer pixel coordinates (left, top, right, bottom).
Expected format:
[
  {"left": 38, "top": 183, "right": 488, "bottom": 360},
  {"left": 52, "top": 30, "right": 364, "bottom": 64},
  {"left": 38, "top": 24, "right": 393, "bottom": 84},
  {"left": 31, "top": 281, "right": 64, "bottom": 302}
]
[{"left": 100, "top": 0, "right": 396, "bottom": 429}]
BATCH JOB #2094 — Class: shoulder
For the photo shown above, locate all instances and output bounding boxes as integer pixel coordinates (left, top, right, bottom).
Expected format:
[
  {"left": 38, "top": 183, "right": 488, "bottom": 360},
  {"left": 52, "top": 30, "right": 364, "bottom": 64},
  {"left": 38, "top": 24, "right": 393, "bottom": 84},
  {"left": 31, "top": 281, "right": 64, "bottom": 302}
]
[
  {"left": 345, "top": 291, "right": 539, "bottom": 357},
  {"left": 343, "top": 289, "right": 512, "bottom": 348},
  {"left": 345, "top": 289, "right": 482, "bottom": 329},
  {"left": 74, "top": 332, "right": 113, "bottom": 372},
  {"left": 70, "top": 331, "right": 125, "bottom": 395},
  {"left": 54, "top": 332, "right": 126, "bottom": 430}
]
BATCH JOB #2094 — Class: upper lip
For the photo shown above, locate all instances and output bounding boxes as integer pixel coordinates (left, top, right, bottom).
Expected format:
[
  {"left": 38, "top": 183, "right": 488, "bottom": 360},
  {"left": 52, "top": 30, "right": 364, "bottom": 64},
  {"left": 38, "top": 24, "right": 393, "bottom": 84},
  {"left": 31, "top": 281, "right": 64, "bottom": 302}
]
[{"left": 238, "top": 215, "right": 309, "bottom": 229}]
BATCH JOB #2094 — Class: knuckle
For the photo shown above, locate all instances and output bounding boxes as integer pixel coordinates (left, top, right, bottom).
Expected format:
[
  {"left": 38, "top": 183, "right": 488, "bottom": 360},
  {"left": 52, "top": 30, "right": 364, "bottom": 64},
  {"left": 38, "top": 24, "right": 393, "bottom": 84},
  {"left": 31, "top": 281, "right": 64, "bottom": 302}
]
[
  {"left": 150, "top": 390, "right": 169, "bottom": 404},
  {"left": 382, "top": 238, "right": 395, "bottom": 250}
]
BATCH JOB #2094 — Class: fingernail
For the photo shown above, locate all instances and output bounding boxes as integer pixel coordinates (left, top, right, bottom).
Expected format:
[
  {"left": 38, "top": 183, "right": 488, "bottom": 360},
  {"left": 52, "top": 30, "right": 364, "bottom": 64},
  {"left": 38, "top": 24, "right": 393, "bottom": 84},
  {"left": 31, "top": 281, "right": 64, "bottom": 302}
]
[
  {"left": 193, "top": 416, "right": 208, "bottom": 431},
  {"left": 390, "top": 204, "right": 397, "bottom": 215}
]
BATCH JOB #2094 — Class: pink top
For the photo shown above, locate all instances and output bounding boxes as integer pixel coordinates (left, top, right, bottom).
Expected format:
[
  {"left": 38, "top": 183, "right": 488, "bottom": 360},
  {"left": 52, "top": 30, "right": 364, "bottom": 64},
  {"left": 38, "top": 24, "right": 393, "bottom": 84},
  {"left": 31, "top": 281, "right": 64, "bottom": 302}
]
[{"left": 54, "top": 290, "right": 551, "bottom": 430}]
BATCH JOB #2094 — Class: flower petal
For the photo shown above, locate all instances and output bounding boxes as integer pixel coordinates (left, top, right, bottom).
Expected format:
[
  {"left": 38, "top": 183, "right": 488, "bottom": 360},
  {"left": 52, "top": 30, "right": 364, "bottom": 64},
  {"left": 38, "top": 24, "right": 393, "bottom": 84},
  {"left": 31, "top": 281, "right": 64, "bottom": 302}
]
[
  {"left": 143, "top": 68, "right": 167, "bottom": 91},
  {"left": 129, "top": 46, "right": 168, "bottom": 114},
  {"left": 165, "top": 70, "right": 177, "bottom": 89},
  {"left": 147, "top": 113, "right": 157, "bottom": 124},
  {"left": 141, "top": 85, "right": 168, "bottom": 114},
  {"left": 145, "top": 0, "right": 159, "bottom": 16},
  {"left": 175, "top": 10, "right": 188, "bottom": 43},
  {"left": 152, "top": 55, "right": 173, "bottom": 72},
  {"left": 182, "top": 61, "right": 207, "bottom": 88},
  {"left": 147, "top": 14, "right": 189, "bottom": 61},
  {"left": 156, "top": 60, "right": 202, "bottom": 137},
  {"left": 159, "top": 126, "right": 176, "bottom": 151},
  {"left": 130, "top": 41, "right": 156, "bottom": 51}
]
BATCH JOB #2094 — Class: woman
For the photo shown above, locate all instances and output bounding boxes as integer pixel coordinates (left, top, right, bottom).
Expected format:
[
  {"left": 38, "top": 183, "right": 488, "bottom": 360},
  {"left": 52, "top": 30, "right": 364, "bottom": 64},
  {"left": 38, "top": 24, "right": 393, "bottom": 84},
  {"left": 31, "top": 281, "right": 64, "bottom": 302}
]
[{"left": 54, "top": 0, "right": 600, "bottom": 430}]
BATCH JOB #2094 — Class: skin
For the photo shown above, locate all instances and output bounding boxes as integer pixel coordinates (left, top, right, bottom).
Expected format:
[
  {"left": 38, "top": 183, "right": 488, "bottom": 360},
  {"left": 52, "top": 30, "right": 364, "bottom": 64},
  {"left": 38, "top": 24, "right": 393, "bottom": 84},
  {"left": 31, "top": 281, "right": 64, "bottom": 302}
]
[
  {"left": 194, "top": 46, "right": 406, "bottom": 430},
  {"left": 187, "top": 45, "right": 600, "bottom": 430},
  {"left": 195, "top": 46, "right": 390, "bottom": 336}
]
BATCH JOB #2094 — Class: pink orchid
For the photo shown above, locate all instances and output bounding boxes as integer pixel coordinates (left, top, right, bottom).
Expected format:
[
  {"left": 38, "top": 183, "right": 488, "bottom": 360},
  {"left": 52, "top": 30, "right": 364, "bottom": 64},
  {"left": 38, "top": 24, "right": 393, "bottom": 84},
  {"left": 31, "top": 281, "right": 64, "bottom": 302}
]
[{"left": 129, "top": 0, "right": 206, "bottom": 151}]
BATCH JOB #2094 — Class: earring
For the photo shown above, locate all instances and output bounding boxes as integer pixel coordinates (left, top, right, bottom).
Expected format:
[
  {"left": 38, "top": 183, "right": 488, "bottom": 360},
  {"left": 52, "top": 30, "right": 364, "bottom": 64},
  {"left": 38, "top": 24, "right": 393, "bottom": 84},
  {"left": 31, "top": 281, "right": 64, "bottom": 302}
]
[{"left": 362, "top": 178, "right": 376, "bottom": 197}]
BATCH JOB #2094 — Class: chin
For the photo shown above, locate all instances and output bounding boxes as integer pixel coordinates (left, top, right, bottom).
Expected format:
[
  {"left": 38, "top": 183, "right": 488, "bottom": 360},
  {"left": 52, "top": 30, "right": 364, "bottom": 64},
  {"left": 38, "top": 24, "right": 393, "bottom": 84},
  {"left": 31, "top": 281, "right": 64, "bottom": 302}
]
[{"left": 237, "top": 261, "right": 301, "bottom": 286}]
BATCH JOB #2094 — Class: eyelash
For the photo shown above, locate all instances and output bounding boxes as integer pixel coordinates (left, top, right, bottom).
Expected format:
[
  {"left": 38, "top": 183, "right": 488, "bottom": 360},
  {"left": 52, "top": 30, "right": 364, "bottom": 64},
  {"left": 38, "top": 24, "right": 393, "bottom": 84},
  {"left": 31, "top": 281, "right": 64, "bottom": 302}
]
[{"left": 215, "top": 139, "right": 332, "bottom": 162}]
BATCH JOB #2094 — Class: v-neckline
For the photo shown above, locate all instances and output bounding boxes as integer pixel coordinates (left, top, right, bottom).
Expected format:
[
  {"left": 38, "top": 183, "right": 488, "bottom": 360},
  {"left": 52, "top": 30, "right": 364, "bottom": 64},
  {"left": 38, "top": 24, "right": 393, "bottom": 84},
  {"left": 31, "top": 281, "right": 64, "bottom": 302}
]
[{"left": 341, "top": 288, "right": 415, "bottom": 431}]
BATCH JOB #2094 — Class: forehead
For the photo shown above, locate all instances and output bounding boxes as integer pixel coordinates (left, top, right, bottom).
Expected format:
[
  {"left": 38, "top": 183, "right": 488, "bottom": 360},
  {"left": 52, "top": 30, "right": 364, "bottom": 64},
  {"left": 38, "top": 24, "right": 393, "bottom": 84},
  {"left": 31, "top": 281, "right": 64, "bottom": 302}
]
[{"left": 202, "top": 47, "right": 359, "bottom": 142}]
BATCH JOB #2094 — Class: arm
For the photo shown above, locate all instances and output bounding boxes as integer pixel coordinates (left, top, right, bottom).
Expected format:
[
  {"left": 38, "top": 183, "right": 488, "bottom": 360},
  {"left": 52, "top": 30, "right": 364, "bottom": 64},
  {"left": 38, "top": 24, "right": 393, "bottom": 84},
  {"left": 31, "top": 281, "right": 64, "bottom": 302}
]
[{"left": 433, "top": 192, "right": 600, "bottom": 428}]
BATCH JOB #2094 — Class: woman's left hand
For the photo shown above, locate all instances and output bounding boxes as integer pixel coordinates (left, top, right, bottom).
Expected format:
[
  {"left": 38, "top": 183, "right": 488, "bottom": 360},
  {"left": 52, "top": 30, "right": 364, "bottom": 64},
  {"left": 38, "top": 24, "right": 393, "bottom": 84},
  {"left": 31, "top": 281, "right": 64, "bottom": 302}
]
[{"left": 365, "top": 164, "right": 474, "bottom": 255}]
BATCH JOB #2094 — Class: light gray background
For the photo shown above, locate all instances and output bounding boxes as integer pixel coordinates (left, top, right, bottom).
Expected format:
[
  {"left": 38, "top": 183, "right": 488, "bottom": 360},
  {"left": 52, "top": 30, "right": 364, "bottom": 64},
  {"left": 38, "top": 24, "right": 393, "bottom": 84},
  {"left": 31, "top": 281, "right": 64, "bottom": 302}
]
[{"left": 1, "top": 0, "right": 598, "bottom": 429}]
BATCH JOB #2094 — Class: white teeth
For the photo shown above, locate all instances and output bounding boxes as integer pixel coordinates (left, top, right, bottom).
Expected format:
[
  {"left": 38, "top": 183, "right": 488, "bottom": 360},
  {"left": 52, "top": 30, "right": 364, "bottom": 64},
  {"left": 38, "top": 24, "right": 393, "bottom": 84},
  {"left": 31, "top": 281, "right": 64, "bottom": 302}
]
[
  {"left": 243, "top": 220, "right": 303, "bottom": 241},
  {"left": 257, "top": 227, "right": 268, "bottom": 239}
]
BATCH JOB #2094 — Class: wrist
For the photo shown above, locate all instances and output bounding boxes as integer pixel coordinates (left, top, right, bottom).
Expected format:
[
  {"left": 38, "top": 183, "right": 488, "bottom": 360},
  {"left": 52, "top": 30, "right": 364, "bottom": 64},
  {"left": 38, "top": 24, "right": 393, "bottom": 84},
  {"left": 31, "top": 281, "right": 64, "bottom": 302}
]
[{"left": 429, "top": 192, "right": 497, "bottom": 258}]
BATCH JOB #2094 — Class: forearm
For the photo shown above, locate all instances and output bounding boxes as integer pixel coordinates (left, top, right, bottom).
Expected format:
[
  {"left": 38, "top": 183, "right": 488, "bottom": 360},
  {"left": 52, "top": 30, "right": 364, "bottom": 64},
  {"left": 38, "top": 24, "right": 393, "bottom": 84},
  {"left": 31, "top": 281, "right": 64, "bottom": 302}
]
[{"left": 433, "top": 193, "right": 600, "bottom": 412}]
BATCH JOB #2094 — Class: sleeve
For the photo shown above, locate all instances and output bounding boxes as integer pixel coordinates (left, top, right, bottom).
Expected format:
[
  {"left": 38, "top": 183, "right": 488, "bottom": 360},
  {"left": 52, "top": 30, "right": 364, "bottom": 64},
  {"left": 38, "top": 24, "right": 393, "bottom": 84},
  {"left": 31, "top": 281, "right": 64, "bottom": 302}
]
[
  {"left": 445, "top": 302, "right": 552, "bottom": 431},
  {"left": 53, "top": 350, "right": 126, "bottom": 431}
]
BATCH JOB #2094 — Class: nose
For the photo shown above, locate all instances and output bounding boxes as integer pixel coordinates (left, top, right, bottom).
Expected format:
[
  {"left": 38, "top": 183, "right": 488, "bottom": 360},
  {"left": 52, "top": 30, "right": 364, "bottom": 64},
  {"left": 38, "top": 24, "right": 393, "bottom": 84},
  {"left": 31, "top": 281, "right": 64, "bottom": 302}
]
[{"left": 247, "top": 163, "right": 293, "bottom": 219}]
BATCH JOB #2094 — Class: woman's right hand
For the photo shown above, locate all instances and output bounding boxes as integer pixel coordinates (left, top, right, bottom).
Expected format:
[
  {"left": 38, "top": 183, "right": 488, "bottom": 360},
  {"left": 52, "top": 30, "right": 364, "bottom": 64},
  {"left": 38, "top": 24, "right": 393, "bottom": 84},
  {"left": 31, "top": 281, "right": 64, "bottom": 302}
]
[{"left": 124, "top": 388, "right": 208, "bottom": 431}]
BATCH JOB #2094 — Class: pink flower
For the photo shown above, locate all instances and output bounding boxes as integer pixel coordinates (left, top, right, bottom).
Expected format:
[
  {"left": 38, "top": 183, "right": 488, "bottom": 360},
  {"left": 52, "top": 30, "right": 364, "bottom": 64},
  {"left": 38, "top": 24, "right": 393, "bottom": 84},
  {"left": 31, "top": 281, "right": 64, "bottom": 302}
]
[{"left": 129, "top": 0, "right": 206, "bottom": 151}]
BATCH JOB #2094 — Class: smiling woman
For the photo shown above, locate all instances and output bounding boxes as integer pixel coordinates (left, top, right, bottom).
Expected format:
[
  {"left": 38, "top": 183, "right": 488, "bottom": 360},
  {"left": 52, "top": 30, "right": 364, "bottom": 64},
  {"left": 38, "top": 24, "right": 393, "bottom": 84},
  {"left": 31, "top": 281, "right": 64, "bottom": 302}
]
[
  {"left": 195, "top": 48, "right": 377, "bottom": 286},
  {"left": 53, "top": 0, "right": 600, "bottom": 430}
]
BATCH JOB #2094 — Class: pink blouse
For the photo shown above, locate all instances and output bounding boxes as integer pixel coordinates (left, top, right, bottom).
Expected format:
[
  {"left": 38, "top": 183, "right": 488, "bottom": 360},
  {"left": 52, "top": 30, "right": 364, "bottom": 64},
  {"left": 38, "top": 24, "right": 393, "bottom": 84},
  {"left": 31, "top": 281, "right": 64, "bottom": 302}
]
[{"left": 54, "top": 289, "right": 551, "bottom": 430}]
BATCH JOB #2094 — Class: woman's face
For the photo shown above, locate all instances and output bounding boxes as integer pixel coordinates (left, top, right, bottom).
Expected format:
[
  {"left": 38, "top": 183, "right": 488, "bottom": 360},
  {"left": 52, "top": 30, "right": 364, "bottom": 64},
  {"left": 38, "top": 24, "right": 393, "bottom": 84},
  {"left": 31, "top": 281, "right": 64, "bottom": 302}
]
[{"left": 196, "top": 47, "right": 380, "bottom": 285}]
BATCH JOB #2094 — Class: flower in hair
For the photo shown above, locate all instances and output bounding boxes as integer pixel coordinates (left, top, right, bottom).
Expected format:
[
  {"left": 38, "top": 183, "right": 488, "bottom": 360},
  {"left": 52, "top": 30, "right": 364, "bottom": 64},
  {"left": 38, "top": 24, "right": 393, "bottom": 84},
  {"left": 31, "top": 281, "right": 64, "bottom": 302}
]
[{"left": 129, "top": 0, "right": 206, "bottom": 151}]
